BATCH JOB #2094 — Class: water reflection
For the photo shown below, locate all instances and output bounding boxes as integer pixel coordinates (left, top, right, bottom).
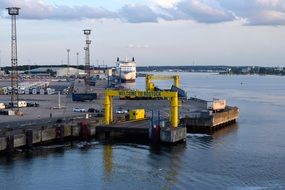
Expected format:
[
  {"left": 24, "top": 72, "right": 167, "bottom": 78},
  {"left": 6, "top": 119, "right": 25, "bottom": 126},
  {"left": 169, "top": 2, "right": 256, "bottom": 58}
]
[
  {"left": 0, "top": 147, "right": 66, "bottom": 165},
  {"left": 212, "top": 123, "right": 239, "bottom": 139},
  {"left": 149, "top": 143, "right": 187, "bottom": 190},
  {"left": 103, "top": 144, "right": 113, "bottom": 181},
  {"left": 186, "top": 124, "right": 239, "bottom": 152}
]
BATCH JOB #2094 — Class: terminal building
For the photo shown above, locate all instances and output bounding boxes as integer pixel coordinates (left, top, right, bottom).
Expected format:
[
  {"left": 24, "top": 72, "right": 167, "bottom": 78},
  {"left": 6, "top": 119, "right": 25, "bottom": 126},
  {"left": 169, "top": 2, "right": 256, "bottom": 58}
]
[{"left": 29, "top": 67, "right": 84, "bottom": 77}]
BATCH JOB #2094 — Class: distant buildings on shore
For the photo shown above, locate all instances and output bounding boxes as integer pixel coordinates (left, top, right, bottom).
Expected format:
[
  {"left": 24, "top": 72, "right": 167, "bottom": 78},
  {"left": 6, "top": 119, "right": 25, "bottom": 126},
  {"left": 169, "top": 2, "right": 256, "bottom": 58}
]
[
  {"left": 0, "top": 65, "right": 113, "bottom": 79},
  {"left": 137, "top": 66, "right": 285, "bottom": 76},
  {"left": 0, "top": 65, "right": 284, "bottom": 78}
]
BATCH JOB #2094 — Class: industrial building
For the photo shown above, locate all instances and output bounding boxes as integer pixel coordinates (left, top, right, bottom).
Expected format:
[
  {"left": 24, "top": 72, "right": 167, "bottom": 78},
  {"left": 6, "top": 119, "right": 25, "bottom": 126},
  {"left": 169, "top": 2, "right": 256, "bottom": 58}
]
[{"left": 29, "top": 67, "right": 84, "bottom": 77}]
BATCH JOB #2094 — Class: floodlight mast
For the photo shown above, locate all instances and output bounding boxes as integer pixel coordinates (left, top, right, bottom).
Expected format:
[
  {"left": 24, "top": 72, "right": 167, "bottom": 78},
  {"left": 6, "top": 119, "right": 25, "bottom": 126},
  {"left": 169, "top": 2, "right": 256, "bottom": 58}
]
[
  {"left": 7, "top": 7, "right": 20, "bottom": 112},
  {"left": 67, "top": 49, "right": 70, "bottom": 77},
  {"left": 83, "top": 29, "right": 91, "bottom": 92}
]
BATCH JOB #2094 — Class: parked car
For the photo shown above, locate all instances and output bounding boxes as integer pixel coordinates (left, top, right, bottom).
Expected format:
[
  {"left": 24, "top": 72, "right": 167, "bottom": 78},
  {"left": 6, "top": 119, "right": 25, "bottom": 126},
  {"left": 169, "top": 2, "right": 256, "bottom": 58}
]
[
  {"left": 88, "top": 108, "right": 95, "bottom": 113},
  {"left": 88, "top": 108, "right": 100, "bottom": 113},
  {"left": 73, "top": 108, "right": 86, "bottom": 112},
  {"left": 115, "top": 108, "right": 128, "bottom": 114}
]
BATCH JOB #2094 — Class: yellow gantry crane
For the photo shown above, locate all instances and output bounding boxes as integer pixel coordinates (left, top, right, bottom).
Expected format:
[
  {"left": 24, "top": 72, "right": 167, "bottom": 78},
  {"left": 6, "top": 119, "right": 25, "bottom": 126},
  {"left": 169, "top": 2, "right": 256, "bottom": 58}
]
[
  {"left": 104, "top": 89, "right": 179, "bottom": 128},
  {"left": 145, "top": 74, "right": 180, "bottom": 91}
]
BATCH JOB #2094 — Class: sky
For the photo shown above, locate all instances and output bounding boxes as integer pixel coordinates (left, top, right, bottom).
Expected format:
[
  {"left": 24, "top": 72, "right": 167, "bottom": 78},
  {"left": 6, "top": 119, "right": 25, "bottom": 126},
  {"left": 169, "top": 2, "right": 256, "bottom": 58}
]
[{"left": 0, "top": 0, "right": 285, "bottom": 67}]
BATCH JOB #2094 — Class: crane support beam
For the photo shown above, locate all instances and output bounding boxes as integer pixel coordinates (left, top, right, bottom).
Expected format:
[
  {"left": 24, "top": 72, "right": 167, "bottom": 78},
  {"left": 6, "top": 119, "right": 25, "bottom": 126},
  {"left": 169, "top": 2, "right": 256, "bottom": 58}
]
[
  {"left": 145, "top": 74, "right": 180, "bottom": 91},
  {"left": 104, "top": 89, "right": 179, "bottom": 127}
]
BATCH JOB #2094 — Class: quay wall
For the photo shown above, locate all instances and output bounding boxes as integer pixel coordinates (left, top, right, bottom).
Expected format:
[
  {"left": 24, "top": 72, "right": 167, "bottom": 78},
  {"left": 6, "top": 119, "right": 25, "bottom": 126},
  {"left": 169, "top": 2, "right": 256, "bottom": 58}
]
[{"left": 0, "top": 118, "right": 101, "bottom": 152}]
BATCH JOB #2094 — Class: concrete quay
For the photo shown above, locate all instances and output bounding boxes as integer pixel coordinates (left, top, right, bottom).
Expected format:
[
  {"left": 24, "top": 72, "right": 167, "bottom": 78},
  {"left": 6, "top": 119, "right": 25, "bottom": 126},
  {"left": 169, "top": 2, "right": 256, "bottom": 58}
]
[
  {"left": 0, "top": 117, "right": 99, "bottom": 153},
  {"left": 0, "top": 79, "right": 239, "bottom": 155},
  {"left": 181, "top": 106, "right": 239, "bottom": 133}
]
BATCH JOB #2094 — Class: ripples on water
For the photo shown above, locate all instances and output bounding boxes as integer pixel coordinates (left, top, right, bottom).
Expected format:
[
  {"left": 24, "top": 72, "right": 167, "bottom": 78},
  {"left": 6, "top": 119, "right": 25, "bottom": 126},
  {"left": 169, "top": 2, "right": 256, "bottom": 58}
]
[{"left": 1, "top": 73, "right": 285, "bottom": 190}]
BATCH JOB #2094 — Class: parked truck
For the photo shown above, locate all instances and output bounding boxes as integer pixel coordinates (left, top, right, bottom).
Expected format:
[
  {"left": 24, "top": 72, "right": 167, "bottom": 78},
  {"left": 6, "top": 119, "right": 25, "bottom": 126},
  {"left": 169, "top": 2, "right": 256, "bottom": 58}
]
[{"left": 9, "top": 101, "right": 27, "bottom": 108}]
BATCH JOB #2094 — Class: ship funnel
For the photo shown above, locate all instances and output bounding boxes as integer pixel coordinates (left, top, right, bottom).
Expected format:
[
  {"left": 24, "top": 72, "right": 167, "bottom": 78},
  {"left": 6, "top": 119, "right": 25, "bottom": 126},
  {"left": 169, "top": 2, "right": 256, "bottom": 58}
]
[
  {"left": 117, "top": 57, "right": 120, "bottom": 62},
  {"left": 132, "top": 57, "right": 135, "bottom": 62}
]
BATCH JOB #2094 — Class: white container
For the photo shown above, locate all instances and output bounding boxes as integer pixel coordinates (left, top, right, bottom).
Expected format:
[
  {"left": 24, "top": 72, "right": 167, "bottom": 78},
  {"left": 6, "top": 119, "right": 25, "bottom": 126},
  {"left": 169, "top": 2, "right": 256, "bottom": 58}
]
[
  {"left": 2, "top": 88, "right": 8, "bottom": 95},
  {"left": 25, "top": 88, "right": 30, "bottom": 94},
  {"left": 8, "top": 110, "right": 15, "bottom": 116},
  {"left": 32, "top": 88, "right": 37, "bottom": 95},
  {"left": 47, "top": 88, "right": 55, "bottom": 95},
  {"left": 211, "top": 99, "right": 226, "bottom": 111},
  {"left": 0, "top": 103, "right": 5, "bottom": 109},
  {"left": 40, "top": 89, "right": 45, "bottom": 95},
  {"left": 18, "top": 101, "right": 27, "bottom": 108}
]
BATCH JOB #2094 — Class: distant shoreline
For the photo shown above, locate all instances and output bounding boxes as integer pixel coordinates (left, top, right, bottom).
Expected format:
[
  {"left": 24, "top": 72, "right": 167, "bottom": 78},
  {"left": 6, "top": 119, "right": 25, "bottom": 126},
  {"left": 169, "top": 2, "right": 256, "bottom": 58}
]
[
  {"left": 136, "top": 65, "right": 284, "bottom": 76},
  {"left": 1, "top": 64, "right": 284, "bottom": 77},
  {"left": 137, "top": 71, "right": 285, "bottom": 77}
]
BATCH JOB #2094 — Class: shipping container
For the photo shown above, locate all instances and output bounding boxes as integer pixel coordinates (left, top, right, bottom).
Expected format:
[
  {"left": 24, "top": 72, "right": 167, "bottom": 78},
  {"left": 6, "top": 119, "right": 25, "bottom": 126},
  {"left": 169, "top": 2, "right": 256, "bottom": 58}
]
[
  {"left": 0, "top": 103, "right": 5, "bottom": 109},
  {"left": 129, "top": 109, "right": 145, "bottom": 121},
  {"left": 208, "top": 99, "right": 226, "bottom": 111}
]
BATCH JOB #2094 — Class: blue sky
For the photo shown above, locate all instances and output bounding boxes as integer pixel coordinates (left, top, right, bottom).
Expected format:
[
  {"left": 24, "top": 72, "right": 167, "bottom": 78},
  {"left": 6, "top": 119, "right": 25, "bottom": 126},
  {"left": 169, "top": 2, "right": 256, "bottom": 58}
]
[{"left": 0, "top": 0, "right": 285, "bottom": 67}]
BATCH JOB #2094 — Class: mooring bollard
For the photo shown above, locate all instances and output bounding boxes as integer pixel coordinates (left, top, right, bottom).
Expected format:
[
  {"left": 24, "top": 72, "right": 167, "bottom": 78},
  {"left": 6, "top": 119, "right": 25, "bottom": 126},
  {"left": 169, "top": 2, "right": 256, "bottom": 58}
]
[
  {"left": 150, "top": 125, "right": 160, "bottom": 144},
  {"left": 149, "top": 110, "right": 161, "bottom": 144}
]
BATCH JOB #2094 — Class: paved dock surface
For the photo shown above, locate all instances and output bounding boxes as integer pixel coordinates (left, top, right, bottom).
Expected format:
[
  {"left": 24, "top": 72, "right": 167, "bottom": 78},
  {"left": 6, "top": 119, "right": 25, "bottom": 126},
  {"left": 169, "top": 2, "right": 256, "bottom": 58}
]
[{"left": 0, "top": 80, "right": 108, "bottom": 126}]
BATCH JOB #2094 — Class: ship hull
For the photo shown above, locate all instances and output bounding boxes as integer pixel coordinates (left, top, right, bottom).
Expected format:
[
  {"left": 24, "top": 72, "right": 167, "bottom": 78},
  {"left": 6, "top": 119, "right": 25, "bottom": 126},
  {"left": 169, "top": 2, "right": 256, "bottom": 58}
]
[
  {"left": 116, "top": 58, "right": 136, "bottom": 83},
  {"left": 121, "top": 78, "right": 136, "bottom": 83},
  {"left": 119, "top": 72, "right": 136, "bottom": 83}
]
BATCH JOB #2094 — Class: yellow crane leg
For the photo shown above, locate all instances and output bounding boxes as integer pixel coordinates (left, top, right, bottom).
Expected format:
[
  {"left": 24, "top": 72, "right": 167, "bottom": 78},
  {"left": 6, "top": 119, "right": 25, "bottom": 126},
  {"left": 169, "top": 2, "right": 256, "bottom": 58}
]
[
  {"left": 171, "top": 95, "right": 179, "bottom": 128},
  {"left": 146, "top": 75, "right": 151, "bottom": 91},
  {"left": 169, "top": 106, "right": 172, "bottom": 124},
  {"left": 104, "top": 94, "right": 111, "bottom": 125},
  {"left": 110, "top": 97, "right": 113, "bottom": 122},
  {"left": 150, "top": 83, "right": 155, "bottom": 91},
  {"left": 174, "top": 76, "right": 179, "bottom": 87}
]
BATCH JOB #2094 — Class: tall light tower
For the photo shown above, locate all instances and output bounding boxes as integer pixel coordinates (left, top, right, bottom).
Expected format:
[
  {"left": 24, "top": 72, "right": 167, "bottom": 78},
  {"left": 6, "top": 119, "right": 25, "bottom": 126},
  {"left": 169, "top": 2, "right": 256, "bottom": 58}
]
[
  {"left": 0, "top": 50, "right": 2, "bottom": 72},
  {"left": 76, "top": 52, "right": 79, "bottom": 67},
  {"left": 7, "top": 7, "right": 20, "bottom": 111},
  {"left": 66, "top": 49, "right": 70, "bottom": 77},
  {"left": 76, "top": 52, "right": 79, "bottom": 76},
  {"left": 83, "top": 29, "right": 91, "bottom": 92}
]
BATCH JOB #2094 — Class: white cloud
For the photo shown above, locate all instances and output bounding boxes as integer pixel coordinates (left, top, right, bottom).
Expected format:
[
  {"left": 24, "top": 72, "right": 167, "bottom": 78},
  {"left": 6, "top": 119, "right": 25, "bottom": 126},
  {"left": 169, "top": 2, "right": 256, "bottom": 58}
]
[
  {"left": 1, "top": 0, "right": 285, "bottom": 25},
  {"left": 174, "top": 0, "right": 235, "bottom": 23},
  {"left": 0, "top": 0, "right": 116, "bottom": 20},
  {"left": 153, "top": 0, "right": 180, "bottom": 8},
  {"left": 248, "top": 10, "right": 285, "bottom": 25},
  {"left": 220, "top": 0, "right": 285, "bottom": 25},
  {"left": 256, "top": 0, "right": 279, "bottom": 7},
  {"left": 119, "top": 4, "right": 160, "bottom": 23},
  {"left": 128, "top": 44, "right": 149, "bottom": 48}
]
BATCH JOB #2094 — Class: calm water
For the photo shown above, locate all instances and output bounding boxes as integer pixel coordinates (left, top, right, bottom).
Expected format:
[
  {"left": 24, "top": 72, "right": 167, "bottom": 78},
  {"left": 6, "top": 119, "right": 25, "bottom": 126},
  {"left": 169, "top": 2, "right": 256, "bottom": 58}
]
[{"left": 1, "top": 73, "right": 285, "bottom": 190}]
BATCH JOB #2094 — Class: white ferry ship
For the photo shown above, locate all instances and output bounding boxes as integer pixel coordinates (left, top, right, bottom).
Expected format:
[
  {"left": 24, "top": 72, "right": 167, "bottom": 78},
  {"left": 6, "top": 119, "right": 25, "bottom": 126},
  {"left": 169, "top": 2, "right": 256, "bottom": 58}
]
[{"left": 116, "top": 57, "right": 136, "bottom": 82}]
